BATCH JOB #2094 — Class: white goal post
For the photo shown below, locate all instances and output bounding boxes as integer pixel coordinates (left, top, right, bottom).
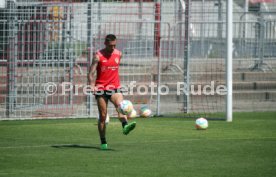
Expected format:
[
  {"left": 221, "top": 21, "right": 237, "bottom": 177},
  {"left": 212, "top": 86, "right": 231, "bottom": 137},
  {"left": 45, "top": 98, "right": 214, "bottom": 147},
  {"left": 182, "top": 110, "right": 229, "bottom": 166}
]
[{"left": 226, "top": 0, "right": 233, "bottom": 122}]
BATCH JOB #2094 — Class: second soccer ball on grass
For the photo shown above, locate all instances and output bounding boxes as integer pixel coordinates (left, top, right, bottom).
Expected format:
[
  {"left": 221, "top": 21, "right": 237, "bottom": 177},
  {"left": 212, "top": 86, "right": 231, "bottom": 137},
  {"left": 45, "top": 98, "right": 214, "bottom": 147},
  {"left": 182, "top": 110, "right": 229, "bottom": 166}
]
[
  {"left": 195, "top": 117, "right": 208, "bottom": 130},
  {"left": 140, "top": 106, "right": 152, "bottom": 118}
]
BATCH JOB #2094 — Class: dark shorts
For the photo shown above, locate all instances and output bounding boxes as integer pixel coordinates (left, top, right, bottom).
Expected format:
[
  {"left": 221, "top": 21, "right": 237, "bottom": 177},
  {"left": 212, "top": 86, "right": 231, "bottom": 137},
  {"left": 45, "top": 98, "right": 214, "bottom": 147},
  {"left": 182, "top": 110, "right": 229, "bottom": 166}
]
[{"left": 94, "top": 88, "right": 122, "bottom": 100}]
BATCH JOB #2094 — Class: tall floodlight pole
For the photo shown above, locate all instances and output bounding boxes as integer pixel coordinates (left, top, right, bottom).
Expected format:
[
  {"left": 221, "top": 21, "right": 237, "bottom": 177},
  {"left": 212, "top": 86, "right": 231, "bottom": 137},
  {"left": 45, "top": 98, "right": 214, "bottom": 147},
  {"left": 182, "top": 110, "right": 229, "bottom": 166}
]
[
  {"left": 68, "top": 5, "right": 73, "bottom": 106},
  {"left": 244, "top": 0, "right": 248, "bottom": 39},
  {"left": 154, "top": 0, "right": 161, "bottom": 58},
  {"left": 138, "top": 0, "right": 143, "bottom": 40},
  {"left": 226, "top": 0, "right": 233, "bottom": 122},
  {"left": 6, "top": 0, "right": 17, "bottom": 117},
  {"left": 97, "top": 0, "right": 102, "bottom": 40},
  {"left": 217, "top": 0, "right": 223, "bottom": 39},
  {"left": 155, "top": 0, "right": 161, "bottom": 116},
  {"left": 177, "top": 0, "right": 183, "bottom": 58},
  {"left": 200, "top": 0, "right": 205, "bottom": 57},
  {"left": 87, "top": 0, "right": 93, "bottom": 116},
  {"left": 183, "top": 0, "right": 190, "bottom": 113}
]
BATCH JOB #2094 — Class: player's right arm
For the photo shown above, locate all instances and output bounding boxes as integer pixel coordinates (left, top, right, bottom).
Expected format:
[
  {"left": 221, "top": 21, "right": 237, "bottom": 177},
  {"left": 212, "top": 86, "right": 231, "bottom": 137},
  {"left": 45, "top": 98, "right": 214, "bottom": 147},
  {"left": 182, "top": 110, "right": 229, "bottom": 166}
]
[{"left": 88, "top": 54, "right": 99, "bottom": 89}]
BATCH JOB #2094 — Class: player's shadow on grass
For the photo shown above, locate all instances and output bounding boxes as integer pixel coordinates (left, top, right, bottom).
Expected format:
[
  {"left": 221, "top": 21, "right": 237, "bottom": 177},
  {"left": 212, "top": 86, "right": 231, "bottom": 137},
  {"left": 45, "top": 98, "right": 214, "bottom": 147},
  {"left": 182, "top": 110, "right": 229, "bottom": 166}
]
[{"left": 51, "top": 144, "right": 115, "bottom": 151}]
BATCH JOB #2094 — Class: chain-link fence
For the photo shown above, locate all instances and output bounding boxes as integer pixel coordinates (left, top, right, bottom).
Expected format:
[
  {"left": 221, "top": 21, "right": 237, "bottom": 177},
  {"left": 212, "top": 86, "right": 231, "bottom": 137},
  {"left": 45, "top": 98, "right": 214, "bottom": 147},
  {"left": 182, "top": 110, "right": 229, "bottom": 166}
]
[{"left": 0, "top": 0, "right": 275, "bottom": 119}]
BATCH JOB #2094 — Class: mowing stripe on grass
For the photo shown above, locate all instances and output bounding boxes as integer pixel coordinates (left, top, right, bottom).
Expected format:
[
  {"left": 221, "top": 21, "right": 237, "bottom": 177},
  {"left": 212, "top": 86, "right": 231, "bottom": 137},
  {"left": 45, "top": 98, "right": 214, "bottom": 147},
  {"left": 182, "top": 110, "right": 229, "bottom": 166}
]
[{"left": 1, "top": 137, "right": 275, "bottom": 149}]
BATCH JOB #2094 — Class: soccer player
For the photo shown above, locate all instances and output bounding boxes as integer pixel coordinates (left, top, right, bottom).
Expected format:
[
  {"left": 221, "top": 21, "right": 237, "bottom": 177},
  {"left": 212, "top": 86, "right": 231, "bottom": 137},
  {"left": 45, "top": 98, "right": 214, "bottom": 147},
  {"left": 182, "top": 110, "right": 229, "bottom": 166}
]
[{"left": 88, "top": 34, "right": 136, "bottom": 150}]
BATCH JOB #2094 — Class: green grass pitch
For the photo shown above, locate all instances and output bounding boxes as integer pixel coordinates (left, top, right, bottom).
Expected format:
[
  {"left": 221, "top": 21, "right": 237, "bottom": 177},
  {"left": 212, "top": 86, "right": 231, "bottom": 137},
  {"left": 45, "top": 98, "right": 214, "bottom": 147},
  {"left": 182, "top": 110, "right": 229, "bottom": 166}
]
[{"left": 0, "top": 112, "right": 276, "bottom": 177}]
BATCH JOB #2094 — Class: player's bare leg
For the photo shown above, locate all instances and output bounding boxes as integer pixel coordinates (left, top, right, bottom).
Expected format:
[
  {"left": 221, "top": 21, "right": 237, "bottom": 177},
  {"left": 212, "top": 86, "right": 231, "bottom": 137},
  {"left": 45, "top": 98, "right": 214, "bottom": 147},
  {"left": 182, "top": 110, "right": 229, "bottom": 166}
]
[
  {"left": 96, "top": 96, "right": 108, "bottom": 150},
  {"left": 110, "top": 92, "right": 127, "bottom": 122},
  {"left": 110, "top": 93, "right": 136, "bottom": 135}
]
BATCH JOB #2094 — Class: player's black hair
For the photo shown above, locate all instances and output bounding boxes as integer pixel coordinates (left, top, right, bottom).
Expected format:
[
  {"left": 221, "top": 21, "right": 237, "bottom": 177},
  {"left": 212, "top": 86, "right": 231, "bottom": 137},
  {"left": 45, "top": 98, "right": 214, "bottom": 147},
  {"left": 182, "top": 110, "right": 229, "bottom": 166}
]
[{"left": 105, "top": 34, "right": 117, "bottom": 43}]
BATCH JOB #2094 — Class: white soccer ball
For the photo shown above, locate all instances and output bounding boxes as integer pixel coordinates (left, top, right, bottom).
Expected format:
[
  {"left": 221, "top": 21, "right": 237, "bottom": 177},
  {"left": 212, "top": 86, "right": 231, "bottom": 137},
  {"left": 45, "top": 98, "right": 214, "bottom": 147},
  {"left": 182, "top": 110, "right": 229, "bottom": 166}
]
[
  {"left": 128, "top": 109, "right": 137, "bottom": 118},
  {"left": 118, "top": 100, "right": 133, "bottom": 115},
  {"left": 195, "top": 117, "right": 208, "bottom": 130},
  {"left": 140, "top": 106, "right": 152, "bottom": 118},
  {"left": 97, "top": 113, "right": 110, "bottom": 124}
]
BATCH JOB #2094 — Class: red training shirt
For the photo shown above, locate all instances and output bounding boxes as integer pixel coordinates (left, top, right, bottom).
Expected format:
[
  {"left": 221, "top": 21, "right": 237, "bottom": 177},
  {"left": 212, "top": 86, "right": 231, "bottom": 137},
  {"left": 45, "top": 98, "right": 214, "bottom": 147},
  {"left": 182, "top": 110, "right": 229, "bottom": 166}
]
[{"left": 95, "top": 49, "right": 122, "bottom": 91}]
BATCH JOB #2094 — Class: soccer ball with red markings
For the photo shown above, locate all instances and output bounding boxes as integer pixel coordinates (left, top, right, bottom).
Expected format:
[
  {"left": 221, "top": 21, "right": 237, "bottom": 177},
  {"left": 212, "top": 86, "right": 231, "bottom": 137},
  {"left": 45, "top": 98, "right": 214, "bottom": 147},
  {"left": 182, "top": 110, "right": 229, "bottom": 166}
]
[
  {"left": 118, "top": 100, "right": 133, "bottom": 115},
  {"left": 195, "top": 118, "right": 208, "bottom": 130}
]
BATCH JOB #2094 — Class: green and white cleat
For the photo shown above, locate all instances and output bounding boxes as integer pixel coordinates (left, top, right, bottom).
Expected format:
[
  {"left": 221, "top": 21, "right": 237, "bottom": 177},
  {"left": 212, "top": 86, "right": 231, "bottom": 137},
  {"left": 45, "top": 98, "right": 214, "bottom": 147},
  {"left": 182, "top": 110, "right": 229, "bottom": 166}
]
[
  {"left": 100, "top": 144, "right": 108, "bottom": 150},
  {"left": 123, "top": 122, "right": 136, "bottom": 135}
]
